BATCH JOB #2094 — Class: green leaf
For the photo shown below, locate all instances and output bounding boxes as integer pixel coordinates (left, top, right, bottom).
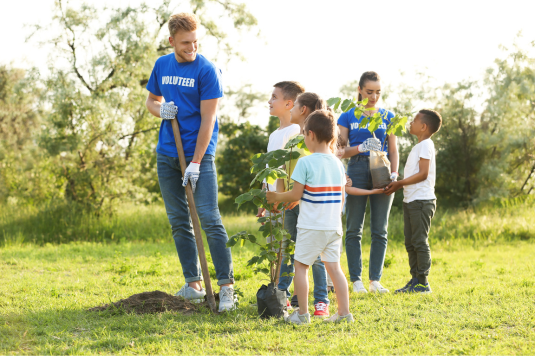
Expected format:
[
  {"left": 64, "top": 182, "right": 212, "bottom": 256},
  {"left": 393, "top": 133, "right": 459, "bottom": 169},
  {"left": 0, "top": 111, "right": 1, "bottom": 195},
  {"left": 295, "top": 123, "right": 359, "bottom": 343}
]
[
  {"left": 341, "top": 99, "right": 352, "bottom": 112},
  {"left": 368, "top": 118, "right": 381, "bottom": 133},
  {"left": 266, "top": 251, "right": 277, "bottom": 261},
  {"left": 247, "top": 256, "right": 259, "bottom": 266},
  {"left": 334, "top": 99, "right": 341, "bottom": 111},
  {"left": 252, "top": 197, "right": 264, "bottom": 207},
  {"left": 272, "top": 149, "right": 286, "bottom": 159},
  {"left": 284, "top": 135, "right": 304, "bottom": 149},
  {"left": 345, "top": 102, "right": 356, "bottom": 112},
  {"left": 326, "top": 97, "right": 341, "bottom": 107},
  {"left": 257, "top": 268, "right": 270, "bottom": 276},
  {"left": 290, "top": 151, "right": 301, "bottom": 160},
  {"left": 251, "top": 153, "right": 263, "bottom": 164},
  {"left": 226, "top": 237, "right": 238, "bottom": 248},
  {"left": 354, "top": 107, "right": 365, "bottom": 119},
  {"left": 250, "top": 189, "right": 262, "bottom": 196},
  {"left": 240, "top": 238, "right": 246, "bottom": 247},
  {"left": 248, "top": 234, "right": 257, "bottom": 243}
]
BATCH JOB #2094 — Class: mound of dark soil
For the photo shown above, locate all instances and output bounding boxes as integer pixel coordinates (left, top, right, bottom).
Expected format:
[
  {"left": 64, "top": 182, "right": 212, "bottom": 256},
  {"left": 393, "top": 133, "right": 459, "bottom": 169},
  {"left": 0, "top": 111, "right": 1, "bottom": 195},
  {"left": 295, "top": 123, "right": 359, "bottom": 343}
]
[{"left": 88, "top": 290, "right": 213, "bottom": 315}]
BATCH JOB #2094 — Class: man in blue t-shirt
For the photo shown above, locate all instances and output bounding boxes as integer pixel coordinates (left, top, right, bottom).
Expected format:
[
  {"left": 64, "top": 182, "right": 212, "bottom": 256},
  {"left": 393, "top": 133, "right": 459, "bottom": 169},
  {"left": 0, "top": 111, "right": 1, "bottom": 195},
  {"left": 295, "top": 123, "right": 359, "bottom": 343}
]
[{"left": 145, "top": 12, "right": 235, "bottom": 312}]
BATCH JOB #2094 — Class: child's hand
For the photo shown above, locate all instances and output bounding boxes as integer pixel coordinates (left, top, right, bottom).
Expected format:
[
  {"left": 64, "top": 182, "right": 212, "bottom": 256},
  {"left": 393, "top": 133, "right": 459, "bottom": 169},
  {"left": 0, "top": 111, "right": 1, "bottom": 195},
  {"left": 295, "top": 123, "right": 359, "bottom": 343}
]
[
  {"left": 384, "top": 181, "right": 402, "bottom": 195},
  {"left": 345, "top": 175, "right": 352, "bottom": 187},
  {"left": 284, "top": 201, "right": 299, "bottom": 211},
  {"left": 256, "top": 207, "right": 265, "bottom": 218},
  {"left": 371, "top": 188, "right": 384, "bottom": 194},
  {"left": 266, "top": 191, "right": 278, "bottom": 205}
]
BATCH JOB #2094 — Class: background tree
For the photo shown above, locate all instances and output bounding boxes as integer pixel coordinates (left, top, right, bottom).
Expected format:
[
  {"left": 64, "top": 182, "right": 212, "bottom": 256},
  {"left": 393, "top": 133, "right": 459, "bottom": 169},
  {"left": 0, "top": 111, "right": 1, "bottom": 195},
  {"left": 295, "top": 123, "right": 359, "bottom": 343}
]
[
  {"left": 29, "top": 0, "right": 258, "bottom": 214},
  {"left": 0, "top": 66, "right": 59, "bottom": 204}
]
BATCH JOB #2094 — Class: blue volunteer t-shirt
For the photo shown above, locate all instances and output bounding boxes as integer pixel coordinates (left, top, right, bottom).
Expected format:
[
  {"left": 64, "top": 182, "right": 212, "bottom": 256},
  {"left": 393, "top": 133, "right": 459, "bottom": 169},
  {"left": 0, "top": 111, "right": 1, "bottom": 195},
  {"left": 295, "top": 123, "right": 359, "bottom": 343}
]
[
  {"left": 337, "top": 108, "right": 394, "bottom": 156},
  {"left": 146, "top": 53, "right": 224, "bottom": 157}
]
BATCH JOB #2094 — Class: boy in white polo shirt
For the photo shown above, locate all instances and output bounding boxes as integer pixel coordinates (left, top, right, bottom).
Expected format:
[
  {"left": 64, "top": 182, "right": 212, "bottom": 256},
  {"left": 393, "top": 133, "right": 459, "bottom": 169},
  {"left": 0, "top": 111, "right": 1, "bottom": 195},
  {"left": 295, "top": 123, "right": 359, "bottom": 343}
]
[
  {"left": 384, "top": 109, "right": 442, "bottom": 294},
  {"left": 267, "top": 109, "right": 353, "bottom": 324}
]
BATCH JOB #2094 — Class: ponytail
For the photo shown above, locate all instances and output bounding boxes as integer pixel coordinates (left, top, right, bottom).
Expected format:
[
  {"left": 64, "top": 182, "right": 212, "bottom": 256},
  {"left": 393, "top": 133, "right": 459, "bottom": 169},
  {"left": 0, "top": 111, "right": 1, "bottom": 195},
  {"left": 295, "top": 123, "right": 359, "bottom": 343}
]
[{"left": 296, "top": 92, "right": 327, "bottom": 115}]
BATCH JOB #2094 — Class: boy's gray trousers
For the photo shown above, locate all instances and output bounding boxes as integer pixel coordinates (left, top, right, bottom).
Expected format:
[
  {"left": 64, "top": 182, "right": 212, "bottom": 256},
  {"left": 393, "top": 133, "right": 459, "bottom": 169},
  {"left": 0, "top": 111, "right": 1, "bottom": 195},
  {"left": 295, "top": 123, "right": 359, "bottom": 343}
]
[{"left": 403, "top": 199, "right": 437, "bottom": 284}]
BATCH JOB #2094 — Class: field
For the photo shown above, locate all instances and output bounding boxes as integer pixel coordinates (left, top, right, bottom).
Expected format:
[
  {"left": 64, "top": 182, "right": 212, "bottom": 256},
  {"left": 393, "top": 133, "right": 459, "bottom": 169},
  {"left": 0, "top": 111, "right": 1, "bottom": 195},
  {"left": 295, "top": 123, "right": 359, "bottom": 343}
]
[{"left": 1, "top": 199, "right": 534, "bottom": 354}]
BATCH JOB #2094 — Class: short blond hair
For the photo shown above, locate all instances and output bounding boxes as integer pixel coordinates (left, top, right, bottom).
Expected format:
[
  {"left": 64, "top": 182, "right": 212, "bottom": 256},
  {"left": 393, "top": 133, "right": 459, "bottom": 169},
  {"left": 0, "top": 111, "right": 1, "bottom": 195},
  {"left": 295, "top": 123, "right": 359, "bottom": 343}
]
[{"left": 168, "top": 13, "right": 199, "bottom": 38}]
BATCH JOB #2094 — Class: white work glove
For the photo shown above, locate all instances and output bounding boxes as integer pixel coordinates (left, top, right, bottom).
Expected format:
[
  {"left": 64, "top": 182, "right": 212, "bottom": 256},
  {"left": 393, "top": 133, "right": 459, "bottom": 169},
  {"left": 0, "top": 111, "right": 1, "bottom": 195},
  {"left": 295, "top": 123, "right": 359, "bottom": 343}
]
[
  {"left": 358, "top": 137, "right": 382, "bottom": 153},
  {"left": 160, "top": 101, "right": 178, "bottom": 120},
  {"left": 182, "top": 162, "right": 200, "bottom": 193},
  {"left": 390, "top": 171, "right": 399, "bottom": 181}
]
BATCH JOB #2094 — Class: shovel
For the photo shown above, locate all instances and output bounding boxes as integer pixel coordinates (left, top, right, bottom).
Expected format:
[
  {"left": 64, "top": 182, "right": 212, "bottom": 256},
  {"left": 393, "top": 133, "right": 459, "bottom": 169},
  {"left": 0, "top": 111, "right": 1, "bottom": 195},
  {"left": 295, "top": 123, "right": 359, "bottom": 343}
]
[{"left": 170, "top": 117, "right": 217, "bottom": 313}]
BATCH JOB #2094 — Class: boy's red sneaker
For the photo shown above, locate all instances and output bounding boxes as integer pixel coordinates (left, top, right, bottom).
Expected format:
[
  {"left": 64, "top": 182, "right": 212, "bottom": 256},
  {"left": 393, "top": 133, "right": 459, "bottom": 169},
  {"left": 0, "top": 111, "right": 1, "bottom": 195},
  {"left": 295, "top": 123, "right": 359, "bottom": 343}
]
[{"left": 313, "top": 302, "right": 329, "bottom": 317}]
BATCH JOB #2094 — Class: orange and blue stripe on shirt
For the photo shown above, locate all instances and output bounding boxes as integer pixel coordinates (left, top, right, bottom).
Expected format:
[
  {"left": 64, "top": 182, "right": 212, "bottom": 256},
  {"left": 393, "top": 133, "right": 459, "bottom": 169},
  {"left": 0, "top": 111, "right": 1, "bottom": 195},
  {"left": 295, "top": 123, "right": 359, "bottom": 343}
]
[{"left": 301, "top": 185, "right": 343, "bottom": 204}]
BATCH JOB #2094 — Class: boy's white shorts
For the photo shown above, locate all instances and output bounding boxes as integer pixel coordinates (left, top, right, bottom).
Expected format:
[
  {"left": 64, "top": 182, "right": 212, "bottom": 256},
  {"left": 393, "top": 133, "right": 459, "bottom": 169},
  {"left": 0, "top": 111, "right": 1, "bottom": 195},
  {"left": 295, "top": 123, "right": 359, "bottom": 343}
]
[{"left": 294, "top": 228, "right": 343, "bottom": 266}]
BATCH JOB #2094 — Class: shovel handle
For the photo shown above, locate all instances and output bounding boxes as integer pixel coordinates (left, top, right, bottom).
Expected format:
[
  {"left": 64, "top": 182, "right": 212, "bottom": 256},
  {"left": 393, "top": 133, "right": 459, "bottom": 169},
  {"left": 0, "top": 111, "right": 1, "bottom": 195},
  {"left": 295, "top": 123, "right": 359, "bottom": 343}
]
[{"left": 170, "top": 117, "right": 217, "bottom": 313}]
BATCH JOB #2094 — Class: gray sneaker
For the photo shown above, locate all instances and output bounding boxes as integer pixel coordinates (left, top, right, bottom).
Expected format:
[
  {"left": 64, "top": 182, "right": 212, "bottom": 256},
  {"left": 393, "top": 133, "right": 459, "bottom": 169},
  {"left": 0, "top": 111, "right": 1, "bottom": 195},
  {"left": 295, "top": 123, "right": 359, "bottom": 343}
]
[
  {"left": 218, "top": 286, "right": 237, "bottom": 312},
  {"left": 175, "top": 284, "right": 206, "bottom": 303},
  {"left": 323, "top": 312, "right": 354, "bottom": 323},
  {"left": 285, "top": 310, "right": 310, "bottom": 324}
]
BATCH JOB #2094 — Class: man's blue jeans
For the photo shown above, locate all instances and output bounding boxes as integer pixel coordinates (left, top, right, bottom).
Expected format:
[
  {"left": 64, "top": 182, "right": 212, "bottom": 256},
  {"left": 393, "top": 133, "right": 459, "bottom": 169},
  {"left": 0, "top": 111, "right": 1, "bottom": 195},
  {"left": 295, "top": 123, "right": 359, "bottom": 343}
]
[
  {"left": 345, "top": 155, "right": 394, "bottom": 282},
  {"left": 157, "top": 153, "right": 234, "bottom": 286},
  {"left": 278, "top": 205, "right": 329, "bottom": 305}
]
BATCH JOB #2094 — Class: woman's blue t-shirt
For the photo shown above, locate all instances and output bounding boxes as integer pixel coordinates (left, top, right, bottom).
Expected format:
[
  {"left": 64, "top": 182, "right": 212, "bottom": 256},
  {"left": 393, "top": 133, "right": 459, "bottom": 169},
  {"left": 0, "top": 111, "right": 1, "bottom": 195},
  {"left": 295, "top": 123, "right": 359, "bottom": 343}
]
[
  {"left": 337, "top": 108, "right": 394, "bottom": 156},
  {"left": 146, "top": 53, "right": 224, "bottom": 158}
]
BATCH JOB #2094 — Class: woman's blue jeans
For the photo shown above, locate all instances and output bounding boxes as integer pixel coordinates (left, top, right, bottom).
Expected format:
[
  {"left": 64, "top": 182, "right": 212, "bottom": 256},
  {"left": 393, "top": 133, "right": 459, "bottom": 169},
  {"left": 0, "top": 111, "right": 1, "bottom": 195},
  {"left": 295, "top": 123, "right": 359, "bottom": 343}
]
[
  {"left": 157, "top": 153, "right": 234, "bottom": 286},
  {"left": 345, "top": 155, "right": 394, "bottom": 282},
  {"left": 277, "top": 205, "right": 329, "bottom": 305}
]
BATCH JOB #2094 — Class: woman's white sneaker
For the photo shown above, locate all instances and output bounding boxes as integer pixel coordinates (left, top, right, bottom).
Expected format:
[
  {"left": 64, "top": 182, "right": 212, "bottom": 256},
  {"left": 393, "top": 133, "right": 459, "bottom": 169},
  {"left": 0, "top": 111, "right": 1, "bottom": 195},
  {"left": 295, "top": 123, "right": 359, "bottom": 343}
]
[
  {"left": 285, "top": 310, "right": 310, "bottom": 324},
  {"left": 352, "top": 280, "right": 368, "bottom": 293},
  {"left": 369, "top": 281, "right": 389, "bottom": 293},
  {"left": 323, "top": 312, "right": 354, "bottom": 323}
]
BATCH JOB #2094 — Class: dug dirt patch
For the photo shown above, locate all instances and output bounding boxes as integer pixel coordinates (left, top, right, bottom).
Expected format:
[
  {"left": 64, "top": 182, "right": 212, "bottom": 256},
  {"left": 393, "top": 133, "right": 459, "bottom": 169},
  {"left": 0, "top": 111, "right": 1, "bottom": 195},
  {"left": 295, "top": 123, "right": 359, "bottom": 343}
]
[{"left": 88, "top": 290, "right": 216, "bottom": 315}]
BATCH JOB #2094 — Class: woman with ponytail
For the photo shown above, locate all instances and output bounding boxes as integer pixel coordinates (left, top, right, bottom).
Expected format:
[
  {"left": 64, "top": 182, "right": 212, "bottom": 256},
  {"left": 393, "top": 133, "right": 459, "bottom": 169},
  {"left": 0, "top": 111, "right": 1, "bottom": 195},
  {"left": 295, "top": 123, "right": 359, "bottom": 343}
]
[{"left": 338, "top": 71, "right": 399, "bottom": 293}]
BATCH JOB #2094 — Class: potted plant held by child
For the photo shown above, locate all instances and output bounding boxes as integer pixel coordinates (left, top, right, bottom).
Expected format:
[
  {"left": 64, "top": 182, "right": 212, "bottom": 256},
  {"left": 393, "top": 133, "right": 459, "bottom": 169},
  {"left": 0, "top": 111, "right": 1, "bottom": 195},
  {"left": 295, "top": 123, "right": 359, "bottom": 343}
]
[
  {"left": 327, "top": 96, "right": 409, "bottom": 188},
  {"left": 226, "top": 139, "right": 304, "bottom": 318}
]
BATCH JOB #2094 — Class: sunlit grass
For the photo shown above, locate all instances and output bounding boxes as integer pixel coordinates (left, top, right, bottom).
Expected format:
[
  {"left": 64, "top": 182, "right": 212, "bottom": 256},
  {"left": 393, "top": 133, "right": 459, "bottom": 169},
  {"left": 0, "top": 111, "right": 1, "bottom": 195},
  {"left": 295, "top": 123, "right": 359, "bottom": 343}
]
[
  {"left": 1, "top": 198, "right": 534, "bottom": 353},
  {"left": 1, "top": 238, "right": 534, "bottom": 354}
]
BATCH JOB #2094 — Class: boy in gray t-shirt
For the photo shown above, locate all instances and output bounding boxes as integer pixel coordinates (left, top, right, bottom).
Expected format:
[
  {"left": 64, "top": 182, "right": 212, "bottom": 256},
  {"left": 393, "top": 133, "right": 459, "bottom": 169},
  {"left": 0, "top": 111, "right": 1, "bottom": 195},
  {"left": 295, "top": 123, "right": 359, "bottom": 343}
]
[{"left": 384, "top": 109, "right": 442, "bottom": 294}]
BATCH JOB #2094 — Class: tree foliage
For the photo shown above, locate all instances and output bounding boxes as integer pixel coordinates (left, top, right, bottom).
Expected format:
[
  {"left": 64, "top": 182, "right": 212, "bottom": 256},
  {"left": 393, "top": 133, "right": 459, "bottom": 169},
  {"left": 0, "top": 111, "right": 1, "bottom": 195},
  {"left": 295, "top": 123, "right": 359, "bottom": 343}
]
[{"left": 21, "top": 0, "right": 258, "bottom": 213}]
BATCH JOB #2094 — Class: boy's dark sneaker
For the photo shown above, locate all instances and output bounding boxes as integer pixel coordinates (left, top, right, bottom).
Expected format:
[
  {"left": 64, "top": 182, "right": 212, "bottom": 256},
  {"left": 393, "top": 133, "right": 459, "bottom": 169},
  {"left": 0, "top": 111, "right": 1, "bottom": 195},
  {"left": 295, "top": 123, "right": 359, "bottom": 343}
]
[
  {"left": 408, "top": 282, "right": 432, "bottom": 294},
  {"left": 395, "top": 278, "right": 418, "bottom": 294},
  {"left": 290, "top": 295, "right": 299, "bottom": 308}
]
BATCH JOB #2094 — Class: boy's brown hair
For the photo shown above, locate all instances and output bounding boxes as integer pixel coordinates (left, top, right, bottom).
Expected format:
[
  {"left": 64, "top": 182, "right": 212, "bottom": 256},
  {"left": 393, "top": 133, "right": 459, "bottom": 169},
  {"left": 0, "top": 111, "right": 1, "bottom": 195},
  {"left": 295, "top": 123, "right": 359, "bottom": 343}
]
[
  {"left": 273, "top": 81, "right": 305, "bottom": 101},
  {"left": 304, "top": 109, "right": 338, "bottom": 152},
  {"left": 419, "top": 109, "right": 442, "bottom": 134},
  {"left": 168, "top": 13, "right": 199, "bottom": 38}
]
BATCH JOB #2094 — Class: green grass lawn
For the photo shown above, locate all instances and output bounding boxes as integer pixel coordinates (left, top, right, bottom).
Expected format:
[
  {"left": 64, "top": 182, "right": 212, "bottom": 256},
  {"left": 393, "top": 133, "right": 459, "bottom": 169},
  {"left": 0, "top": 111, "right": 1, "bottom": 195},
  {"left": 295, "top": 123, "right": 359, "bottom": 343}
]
[{"left": 1, "top": 206, "right": 534, "bottom": 354}]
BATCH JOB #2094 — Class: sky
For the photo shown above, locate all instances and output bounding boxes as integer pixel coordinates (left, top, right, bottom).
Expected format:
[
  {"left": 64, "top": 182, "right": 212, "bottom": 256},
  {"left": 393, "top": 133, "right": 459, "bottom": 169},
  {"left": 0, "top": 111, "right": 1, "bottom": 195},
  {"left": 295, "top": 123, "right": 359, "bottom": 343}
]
[{"left": 2, "top": 0, "right": 535, "bottom": 125}]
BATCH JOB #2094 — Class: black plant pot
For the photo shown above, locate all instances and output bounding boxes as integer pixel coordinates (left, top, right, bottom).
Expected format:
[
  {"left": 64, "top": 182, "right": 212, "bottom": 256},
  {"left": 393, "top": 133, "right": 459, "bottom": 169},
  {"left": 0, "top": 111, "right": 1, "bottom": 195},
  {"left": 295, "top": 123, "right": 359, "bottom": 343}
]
[{"left": 256, "top": 283, "right": 286, "bottom": 319}]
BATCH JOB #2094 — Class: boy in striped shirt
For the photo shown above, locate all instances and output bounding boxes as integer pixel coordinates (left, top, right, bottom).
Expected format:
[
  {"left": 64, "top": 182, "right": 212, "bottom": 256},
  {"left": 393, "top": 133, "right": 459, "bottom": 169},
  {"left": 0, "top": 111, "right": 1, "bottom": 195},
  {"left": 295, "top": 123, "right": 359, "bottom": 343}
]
[{"left": 267, "top": 110, "right": 353, "bottom": 324}]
